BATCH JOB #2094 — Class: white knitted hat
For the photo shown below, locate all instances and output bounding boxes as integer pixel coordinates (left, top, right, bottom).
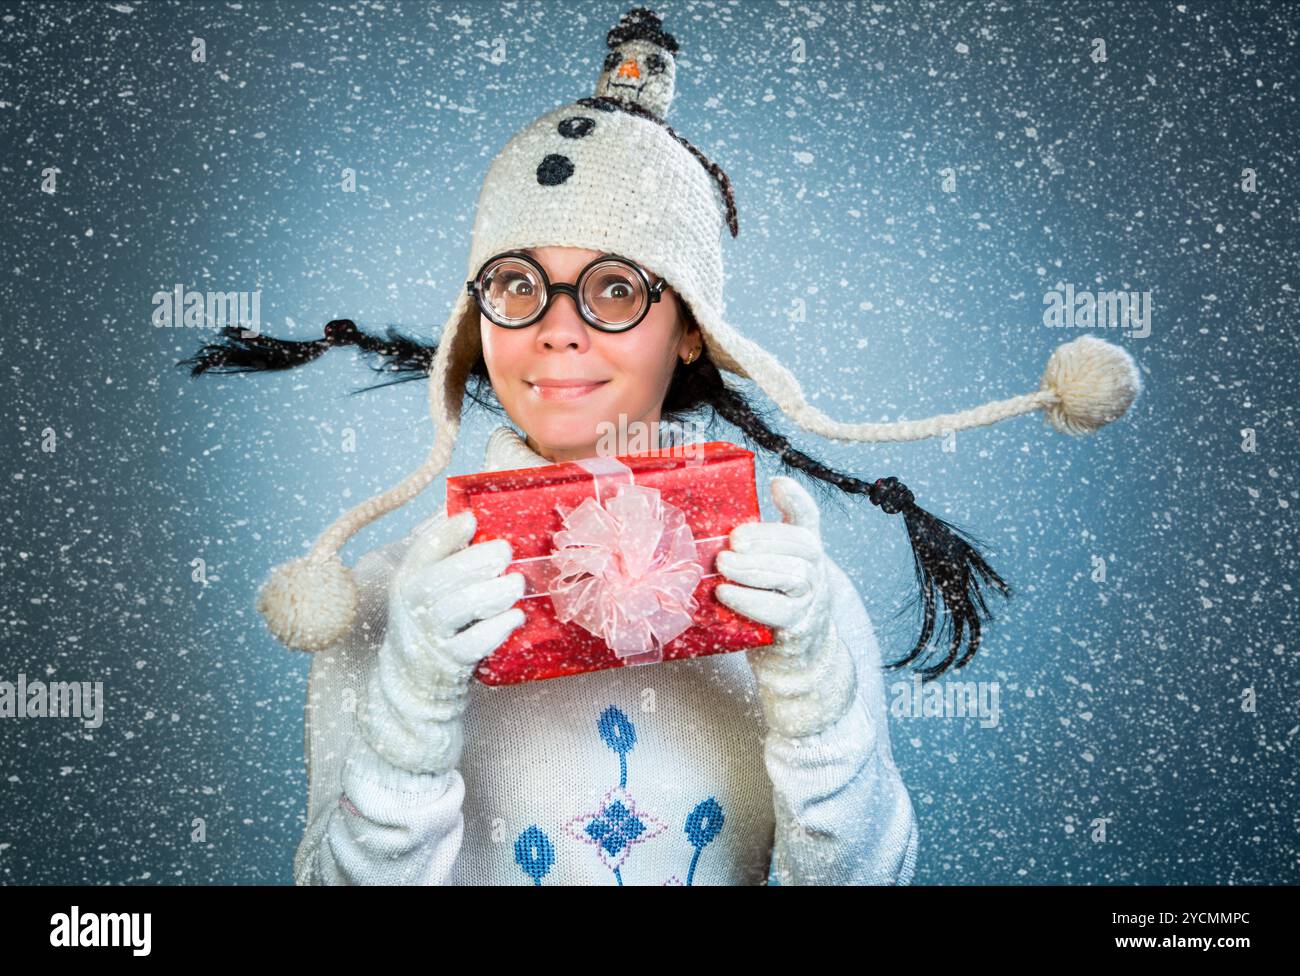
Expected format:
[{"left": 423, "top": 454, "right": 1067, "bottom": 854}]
[{"left": 255, "top": 6, "right": 1142, "bottom": 653}]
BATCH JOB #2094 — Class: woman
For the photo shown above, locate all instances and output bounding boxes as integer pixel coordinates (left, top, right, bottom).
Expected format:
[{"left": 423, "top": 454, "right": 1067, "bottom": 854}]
[
  {"left": 285, "top": 241, "right": 922, "bottom": 885},
  {"left": 181, "top": 6, "right": 1139, "bottom": 885}
]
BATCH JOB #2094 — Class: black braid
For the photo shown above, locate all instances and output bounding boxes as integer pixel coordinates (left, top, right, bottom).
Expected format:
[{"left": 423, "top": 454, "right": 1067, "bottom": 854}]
[
  {"left": 179, "top": 319, "right": 491, "bottom": 403},
  {"left": 659, "top": 344, "right": 1012, "bottom": 681},
  {"left": 178, "top": 312, "right": 1009, "bottom": 680}
]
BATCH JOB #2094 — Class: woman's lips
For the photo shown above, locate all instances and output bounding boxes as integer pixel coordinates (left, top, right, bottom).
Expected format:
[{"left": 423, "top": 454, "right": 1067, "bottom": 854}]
[{"left": 526, "top": 380, "right": 610, "bottom": 402}]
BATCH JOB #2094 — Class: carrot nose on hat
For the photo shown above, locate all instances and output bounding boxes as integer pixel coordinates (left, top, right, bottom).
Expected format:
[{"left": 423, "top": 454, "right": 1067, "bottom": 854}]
[{"left": 618, "top": 58, "right": 640, "bottom": 78}]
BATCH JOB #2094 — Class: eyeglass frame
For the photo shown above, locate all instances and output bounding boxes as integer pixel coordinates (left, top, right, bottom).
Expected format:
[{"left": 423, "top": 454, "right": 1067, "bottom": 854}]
[{"left": 466, "top": 249, "right": 669, "bottom": 334}]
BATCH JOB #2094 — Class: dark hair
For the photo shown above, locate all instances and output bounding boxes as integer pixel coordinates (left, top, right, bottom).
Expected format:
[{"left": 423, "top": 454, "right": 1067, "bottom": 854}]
[{"left": 178, "top": 311, "right": 1010, "bottom": 681}]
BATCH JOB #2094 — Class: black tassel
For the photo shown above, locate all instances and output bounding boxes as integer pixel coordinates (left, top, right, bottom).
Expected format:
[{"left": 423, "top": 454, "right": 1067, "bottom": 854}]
[
  {"left": 176, "top": 319, "right": 438, "bottom": 393},
  {"left": 868, "top": 477, "right": 1012, "bottom": 682}
]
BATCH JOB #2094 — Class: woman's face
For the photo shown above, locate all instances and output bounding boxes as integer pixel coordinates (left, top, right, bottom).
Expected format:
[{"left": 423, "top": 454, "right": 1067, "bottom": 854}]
[{"left": 480, "top": 245, "right": 699, "bottom": 463}]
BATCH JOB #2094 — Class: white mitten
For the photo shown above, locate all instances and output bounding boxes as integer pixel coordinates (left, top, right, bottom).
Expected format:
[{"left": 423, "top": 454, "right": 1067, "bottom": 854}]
[
  {"left": 715, "top": 476, "right": 857, "bottom": 739},
  {"left": 358, "top": 509, "right": 527, "bottom": 775}
]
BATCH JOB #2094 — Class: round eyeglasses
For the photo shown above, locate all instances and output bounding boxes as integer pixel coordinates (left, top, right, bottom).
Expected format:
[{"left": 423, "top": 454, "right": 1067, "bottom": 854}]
[{"left": 466, "top": 250, "right": 668, "bottom": 333}]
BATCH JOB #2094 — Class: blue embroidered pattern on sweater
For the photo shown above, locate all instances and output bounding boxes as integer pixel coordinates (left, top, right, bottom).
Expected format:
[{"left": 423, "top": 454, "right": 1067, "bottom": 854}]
[
  {"left": 514, "top": 824, "right": 555, "bottom": 886},
  {"left": 511, "top": 705, "right": 726, "bottom": 885},
  {"left": 563, "top": 705, "right": 668, "bottom": 885}
]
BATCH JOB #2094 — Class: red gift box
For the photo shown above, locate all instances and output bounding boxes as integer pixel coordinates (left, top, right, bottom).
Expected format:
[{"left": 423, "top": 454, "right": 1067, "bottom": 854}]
[{"left": 445, "top": 441, "right": 774, "bottom": 685}]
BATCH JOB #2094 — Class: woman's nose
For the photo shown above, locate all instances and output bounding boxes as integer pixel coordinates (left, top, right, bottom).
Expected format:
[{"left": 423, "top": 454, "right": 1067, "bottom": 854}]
[{"left": 533, "top": 293, "right": 591, "bottom": 351}]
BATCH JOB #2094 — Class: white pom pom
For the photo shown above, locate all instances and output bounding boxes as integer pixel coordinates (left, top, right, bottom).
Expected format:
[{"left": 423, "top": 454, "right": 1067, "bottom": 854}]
[
  {"left": 1039, "top": 335, "right": 1142, "bottom": 435},
  {"left": 255, "top": 552, "right": 358, "bottom": 651}
]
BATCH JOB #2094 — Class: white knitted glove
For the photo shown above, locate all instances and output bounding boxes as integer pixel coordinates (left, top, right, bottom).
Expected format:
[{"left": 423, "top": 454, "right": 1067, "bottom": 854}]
[
  {"left": 358, "top": 509, "right": 527, "bottom": 775},
  {"left": 714, "top": 476, "right": 857, "bottom": 739}
]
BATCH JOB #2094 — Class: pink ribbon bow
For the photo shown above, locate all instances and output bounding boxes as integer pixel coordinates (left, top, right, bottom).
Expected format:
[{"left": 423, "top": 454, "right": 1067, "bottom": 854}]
[{"left": 547, "top": 482, "right": 704, "bottom": 664}]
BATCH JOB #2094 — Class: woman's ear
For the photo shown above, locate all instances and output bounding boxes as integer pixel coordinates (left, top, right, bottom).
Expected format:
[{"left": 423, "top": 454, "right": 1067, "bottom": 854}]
[{"left": 675, "top": 295, "right": 701, "bottom": 351}]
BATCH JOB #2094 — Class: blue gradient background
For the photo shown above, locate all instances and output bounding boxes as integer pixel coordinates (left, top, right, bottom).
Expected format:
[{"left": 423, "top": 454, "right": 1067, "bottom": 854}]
[{"left": 1, "top": 0, "right": 1295, "bottom": 884}]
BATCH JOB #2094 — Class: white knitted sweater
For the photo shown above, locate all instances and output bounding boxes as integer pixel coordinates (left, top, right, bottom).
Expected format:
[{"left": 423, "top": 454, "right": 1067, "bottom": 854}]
[{"left": 293, "top": 425, "right": 919, "bottom": 885}]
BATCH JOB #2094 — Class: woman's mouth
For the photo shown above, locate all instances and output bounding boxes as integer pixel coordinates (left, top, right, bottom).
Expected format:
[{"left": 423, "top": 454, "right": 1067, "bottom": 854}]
[{"left": 526, "top": 379, "right": 611, "bottom": 402}]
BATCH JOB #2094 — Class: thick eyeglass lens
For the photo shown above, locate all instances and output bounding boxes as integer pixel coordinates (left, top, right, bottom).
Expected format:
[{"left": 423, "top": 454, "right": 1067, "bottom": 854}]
[
  {"left": 480, "top": 257, "right": 545, "bottom": 326},
  {"left": 579, "top": 259, "right": 649, "bottom": 330},
  {"left": 478, "top": 255, "right": 649, "bottom": 329}
]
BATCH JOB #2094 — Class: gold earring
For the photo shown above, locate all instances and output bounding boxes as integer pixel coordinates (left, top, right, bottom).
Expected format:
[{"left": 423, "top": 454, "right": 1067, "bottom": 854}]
[{"left": 684, "top": 347, "right": 700, "bottom": 365}]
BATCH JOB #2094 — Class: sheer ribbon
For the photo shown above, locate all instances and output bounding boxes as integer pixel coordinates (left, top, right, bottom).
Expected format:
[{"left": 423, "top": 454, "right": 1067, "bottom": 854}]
[{"left": 507, "top": 456, "right": 728, "bottom": 666}]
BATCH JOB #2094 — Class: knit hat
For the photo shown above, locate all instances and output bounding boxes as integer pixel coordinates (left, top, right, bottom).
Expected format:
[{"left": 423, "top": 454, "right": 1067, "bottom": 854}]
[{"left": 250, "top": 6, "right": 1142, "bottom": 654}]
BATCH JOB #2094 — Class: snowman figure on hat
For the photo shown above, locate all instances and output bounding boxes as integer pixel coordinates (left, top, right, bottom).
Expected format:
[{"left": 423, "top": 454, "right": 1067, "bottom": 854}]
[{"left": 596, "top": 5, "right": 679, "bottom": 116}]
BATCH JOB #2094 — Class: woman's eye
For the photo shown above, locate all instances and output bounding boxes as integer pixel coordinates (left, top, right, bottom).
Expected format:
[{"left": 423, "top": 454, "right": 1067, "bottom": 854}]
[
  {"left": 491, "top": 271, "right": 534, "bottom": 298},
  {"left": 593, "top": 277, "right": 638, "bottom": 306}
]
